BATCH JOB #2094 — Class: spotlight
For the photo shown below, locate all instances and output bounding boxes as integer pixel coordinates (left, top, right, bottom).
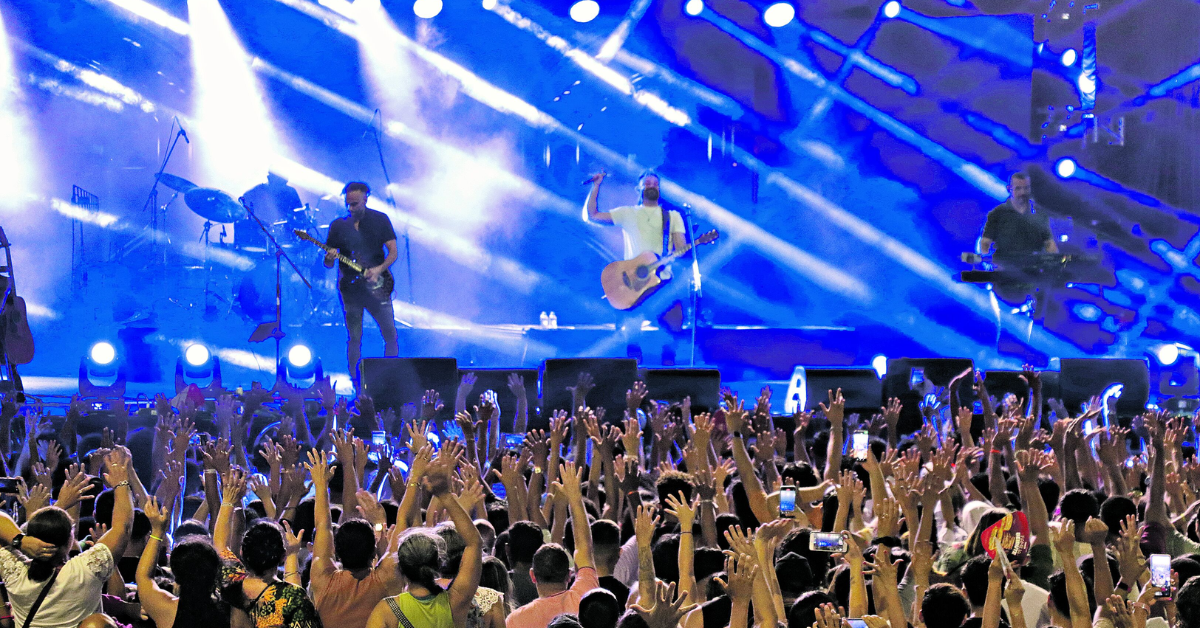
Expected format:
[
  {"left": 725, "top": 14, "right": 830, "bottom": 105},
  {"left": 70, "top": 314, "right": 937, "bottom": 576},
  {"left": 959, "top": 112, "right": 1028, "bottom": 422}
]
[
  {"left": 481, "top": 0, "right": 497, "bottom": 8},
  {"left": 1055, "top": 158, "right": 1077, "bottom": 179},
  {"left": 1156, "top": 344, "right": 1181, "bottom": 366},
  {"left": 288, "top": 344, "right": 313, "bottom": 369},
  {"left": 882, "top": 1, "right": 902, "bottom": 19},
  {"left": 1060, "top": 48, "right": 1077, "bottom": 66},
  {"left": 569, "top": 0, "right": 599, "bottom": 23},
  {"left": 684, "top": 0, "right": 704, "bottom": 16},
  {"left": 763, "top": 2, "right": 795, "bottom": 27},
  {"left": 871, "top": 355, "right": 888, "bottom": 379},
  {"left": 413, "top": 0, "right": 442, "bottom": 18},
  {"left": 90, "top": 341, "right": 116, "bottom": 366},
  {"left": 185, "top": 344, "right": 210, "bottom": 367}
]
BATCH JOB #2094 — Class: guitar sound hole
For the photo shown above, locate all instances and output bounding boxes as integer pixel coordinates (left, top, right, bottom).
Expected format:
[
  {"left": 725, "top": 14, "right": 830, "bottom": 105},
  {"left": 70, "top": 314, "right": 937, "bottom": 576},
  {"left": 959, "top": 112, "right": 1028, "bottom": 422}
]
[{"left": 636, "top": 266, "right": 649, "bottom": 279}]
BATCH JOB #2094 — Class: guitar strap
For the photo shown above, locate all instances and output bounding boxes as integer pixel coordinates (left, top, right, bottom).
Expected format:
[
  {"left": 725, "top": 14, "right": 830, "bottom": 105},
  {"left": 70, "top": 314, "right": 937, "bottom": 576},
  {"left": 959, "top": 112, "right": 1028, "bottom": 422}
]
[{"left": 661, "top": 207, "right": 671, "bottom": 257}]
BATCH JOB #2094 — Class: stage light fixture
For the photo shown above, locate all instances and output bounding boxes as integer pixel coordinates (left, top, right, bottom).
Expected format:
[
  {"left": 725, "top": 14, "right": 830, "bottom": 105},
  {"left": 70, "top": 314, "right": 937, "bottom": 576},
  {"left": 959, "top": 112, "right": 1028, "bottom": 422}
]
[
  {"left": 872, "top": 355, "right": 888, "bottom": 379},
  {"left": 763, "top": 2, "right": 795, "bottom": 27},
  {"left": 569, "top": 0, "right": 600, "bottom": 23},
  {"left": 1055, "top": 158, "right": 1077, "bottom": 179},
  {"left": 288, "top": 344, "right": 313, "bottom": 369},
  {"left": 91, "top": 341, "right": 117, "bottom": 366},
  {"left": 184, "top": 343, "right": 210, "bottom": 367},
  {"left": 413, "top": 0, "right": 442, "bottom": 18},
  {"left": 1060, "top": 48, "right": 1077, "bottom": 67},
  {"left": 882, "top": 1, "right": 902, "bottom": 19},
  {"left": 481, "top": 0, "right": 497, "bottom": 8},
  {"left": 1156, "top": 344, "right": 1181, "bottom": 366},
  {"left": 684, "top": 0, "right": 704, "bottom": 16}
]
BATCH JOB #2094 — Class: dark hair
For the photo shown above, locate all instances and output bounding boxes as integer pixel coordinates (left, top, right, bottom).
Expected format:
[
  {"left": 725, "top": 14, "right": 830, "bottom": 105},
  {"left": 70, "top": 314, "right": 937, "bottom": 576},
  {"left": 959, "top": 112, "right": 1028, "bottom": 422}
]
[
  {"left": 922, "top": 584, "right": 971, "bottom": 628},
  {"left": 335, "top": 519, "right": 377, "bottom": 571},
  {"left": 132, "top": 509, "right": 152, "bottom": 541},
  {"left": 579, "top": 588, "right": 622, "bottom": 628},
  {"left": 775, "top": 552, "right": 814, "bottom": 600},
  {"left": 591, "top": 519, "right": 621, "bottom": 549},
  {"left": 435, "top": 523, "right": 467, "bottom": 577},
  {"left": 532, "top": 543, "right": 572, "bottom": 585},
  {"left": 1178, "top": 575, "right": 1200, "bottom": 628},
  {"left": 1038, "top": 476, "right": 1061, "bottom": 514},
  {"left": 695, "top": 547, "right": 726, "bottom": 582},
  {"left": 714, "top": 514, "right": 740, "bottom": 550},
  {"left": 1009, "top": 172, "right": 1030, "bottom": 184},
  {"left": 508, "top": 521, "right": 544, "bottom": 564},
  {"left": 1059, "top": 489, "right": 1099, "bottom": 530},
  {"left": 487, "top": 501, "right": 510, "bottom": 534},
  {"left": 656, "top": 472, "right": 695, "bottom": 504},
  {"left": 788, "top": 590, "right": 836, "bottom": 628},
  {"left": 342, "top": 181, "right": 371, "bottom": 196},
  {"left": 651, "top": 534, "right": 680, "bottom": 585},
  {"left": 242, "top": 521, "right": 286, "bottom": 575},
  {"left": 480, "top": 556, "right": 512, "bottom": 603},
  {"left": 616, "top": 610, "right": 650, "bottom": 628},
  {"left": 170, "top": 537, "right": 232, "bottom": 628},
  {"left": 396, "top": 529, "right": 446, "bottom": 592},
  {"left": 1174, "top": 558, "right": 1200, "bottom": 588},
  {"left": 93, "top": 489, "right": 114, "bottom": 527},
  {"left": 961, "top": 555, "right": 992, "bottom": 607},
  {"left": 1047, "top": 569, "right": 1096, "bottom": 617},
  {"left": 1099, "top": 496, "right": 1137, "bottom": 538},
  {"left": 27, "top": 507, "right": 73, "bottom": 581},
  {"left": 174, "top": 519, "right": 210, "bottom": 541},
  {"left": 781, "top": 462, "right": 821, "bottom": 488},
  {"left": 549, "top": 614, "right": 583, "bottom": 628}
]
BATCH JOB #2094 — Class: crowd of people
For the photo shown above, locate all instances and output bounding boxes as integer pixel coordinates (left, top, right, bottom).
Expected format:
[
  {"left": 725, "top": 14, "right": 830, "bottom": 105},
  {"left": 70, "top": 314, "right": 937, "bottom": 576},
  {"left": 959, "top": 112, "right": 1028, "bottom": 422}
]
[{"left": 0, "top": 366, "right": 1195, "bottom": 628}]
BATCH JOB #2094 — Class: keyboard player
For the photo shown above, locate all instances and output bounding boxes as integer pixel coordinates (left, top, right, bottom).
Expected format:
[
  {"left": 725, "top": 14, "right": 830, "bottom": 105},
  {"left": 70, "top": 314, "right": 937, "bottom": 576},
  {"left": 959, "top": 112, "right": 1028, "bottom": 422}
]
[{"left": 976, "top": 172, "right": 1058, "bottom": 313}]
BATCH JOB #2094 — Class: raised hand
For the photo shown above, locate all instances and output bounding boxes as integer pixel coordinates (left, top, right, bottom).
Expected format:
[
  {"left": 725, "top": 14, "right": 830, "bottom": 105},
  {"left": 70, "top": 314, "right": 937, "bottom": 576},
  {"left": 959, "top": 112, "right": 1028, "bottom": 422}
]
[
  {"left": 715, "top": 552, "right": 759, "bottom": 601},
  {"left": 820, "top": 389, "right": 846, "bottom": 428},
  {"left": 56, "top": 469, "right": 95, "bottom": 511},
  {"left": 421, "top": 390, "right": 444, "bottom": 420},
  {"left": 282, "top": 520, "right": 306, "bottom": 555},
  {"left": 18, "top": 481, "right": 51, "bottom": 514},
  {"left": 221, "top": 468, "right": 248, "bottom": 505},
  {"left": 422, "top": 447, "right": 458, "bottom": 496},
  {"left": 630, "top": 580, "right": 697, "bottom": 628},
  {"left": 627, "top": 380, "right": 648, "bottom": 412},
  {"left": 406, "top": 419, "right": 430, "bottom": 452},
  {"left": 663, "top": 492, "right": 698, "bottom": 530},
  {"left": 103, "top": 447, "right": 131, "bottom": 488},
  {"left": 144, "top": 496, "right": 170, "bottom": 533},
  {"left": 635, "top": 504, "right": 660, "bottom": 546},
  {"left": 621, "top": 414, "right": 642, "bottom": 455},
  {"left": 725, "top": 396, "right": 748, "bottom": 434},
  {"left": 567, "top": 372, "right": 596, "bottom": 408},
  {"left": 200, "top": 438, "right": 232, "bottom": 475}
]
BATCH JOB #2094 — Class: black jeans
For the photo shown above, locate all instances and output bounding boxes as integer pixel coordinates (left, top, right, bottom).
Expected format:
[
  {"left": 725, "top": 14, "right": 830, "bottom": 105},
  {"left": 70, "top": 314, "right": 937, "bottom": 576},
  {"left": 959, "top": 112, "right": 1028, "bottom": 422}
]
[{"left": 340, "top": 286, "right": 398, "bottom": 380}]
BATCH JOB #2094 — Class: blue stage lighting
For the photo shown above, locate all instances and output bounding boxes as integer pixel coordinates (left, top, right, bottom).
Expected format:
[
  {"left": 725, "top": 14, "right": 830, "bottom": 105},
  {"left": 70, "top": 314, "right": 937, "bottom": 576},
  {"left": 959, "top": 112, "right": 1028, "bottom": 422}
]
[
  {"left": 1055, "top": 158, "right": 1077, "bottom": 179},
  {"left": 1060, "top": 48, "right": 1077, "bottom": 66},
  {"left": 90, "top": 341, "right": 116, "bottom": 366},
  {"left": 872, "top": 355, "right": 888, "bottom": 378},
  {"left": 288, "top": 344, "right": 313, "bottom": 369},
  {"left": 763, "top": 3, "right": 795, "bottom": 27},
  {"left": 1157, "top": 344, "right": 1180, "bottom": 366},
  {"left": 882, "top": 1, "right": 902, "bottom": 19},
  {"left": 185, "top": 344, "right": 211, "bottom": 367},
  {"left": 413, "top": 0, "right": 442, "bottom": 18},
  {"left": 684, "top": 0, "right": 704, "bottom": 16},
  {"left": 570, "top": 0, "right": 600, "bottom": 23},
  {"left": 481, "top": 0, "right": 497, "bottom": 8}
]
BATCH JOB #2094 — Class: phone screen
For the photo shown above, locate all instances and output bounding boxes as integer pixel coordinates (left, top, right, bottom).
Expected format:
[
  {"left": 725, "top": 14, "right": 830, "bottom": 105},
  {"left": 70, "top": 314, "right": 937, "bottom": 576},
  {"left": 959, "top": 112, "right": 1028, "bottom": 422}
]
[
  {"left": 846, "top": 621, "right": 867, "bottom": 628},
  {"left": 0, "top": 478, "right": 18, "bottom": 494},
  {"left": 973, "top": 400, "right": 983, "bottom": 414},
  {"left": 851, "top": 431, "right": 869, "bottom": 460},
  {"left": 909, "top": 367, "right": 925, "bottom": 389},
  {"left": 809, "top": 532, "right": 847, "bottom": 553},
  {"left": 1150, "top": 553, "right": 1172, "bottom": 598},
  {"left": 369, "top": 431, "right": 387, "bottom": 463},
  {"left": 779, "top": 487, "right": 796, "bottom": 514},
  {"left": 501, "top": 433, "right": 526, "bottom": 450}
]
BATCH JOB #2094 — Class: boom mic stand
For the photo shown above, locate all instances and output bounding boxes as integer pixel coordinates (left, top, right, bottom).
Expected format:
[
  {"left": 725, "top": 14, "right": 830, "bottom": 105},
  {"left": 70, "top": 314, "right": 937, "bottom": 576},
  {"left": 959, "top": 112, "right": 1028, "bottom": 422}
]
[
  {"left": 681, "top": 203, "right": 702, "bottom": 366},
  {"left": 367, "top": 110, "right": 415, "bottom": 314},
  {"left": 241, "top": 197, "right": 313, "bottom": 365},
  {"left": 139, "top": 118, "right": 188, "bottom": 265}
]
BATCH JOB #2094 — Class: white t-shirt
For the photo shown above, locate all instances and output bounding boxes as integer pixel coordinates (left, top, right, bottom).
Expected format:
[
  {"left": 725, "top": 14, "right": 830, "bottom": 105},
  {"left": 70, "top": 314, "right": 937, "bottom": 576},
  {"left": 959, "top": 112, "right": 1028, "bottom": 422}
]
[
  {"left": 0, "top": 543, "right": 115, "bottom": 628},
  {"left": 609, "top": 205, "right": 685, "bottom": 260}
]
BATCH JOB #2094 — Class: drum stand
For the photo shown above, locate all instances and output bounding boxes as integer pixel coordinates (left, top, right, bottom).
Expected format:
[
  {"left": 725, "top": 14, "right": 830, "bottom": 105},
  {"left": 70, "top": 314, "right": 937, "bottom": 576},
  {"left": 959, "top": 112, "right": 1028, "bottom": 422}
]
[
  {"left": 199, "top": 220, "right": 233, "bottom": 320},
  {"left": 240, "top": 199, "right": 312, "bottom": 364}
]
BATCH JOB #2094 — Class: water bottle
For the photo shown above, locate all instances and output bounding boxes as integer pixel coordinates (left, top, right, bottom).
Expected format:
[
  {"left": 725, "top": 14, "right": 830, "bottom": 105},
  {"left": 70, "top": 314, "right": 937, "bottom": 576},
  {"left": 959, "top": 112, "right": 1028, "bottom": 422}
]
[
  {"left": 548, "top": 311, "right": 558, "bottom": 329},
  {"left": 540, "top": 311, "right": 550, "bottom": 328}
]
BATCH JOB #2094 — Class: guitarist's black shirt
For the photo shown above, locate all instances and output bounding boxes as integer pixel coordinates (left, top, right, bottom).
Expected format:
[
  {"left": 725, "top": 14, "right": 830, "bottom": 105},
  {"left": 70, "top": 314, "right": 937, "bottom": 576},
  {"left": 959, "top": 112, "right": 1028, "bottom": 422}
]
[{"left": 326, "top": 208, "right": 397, "bottom": 291}]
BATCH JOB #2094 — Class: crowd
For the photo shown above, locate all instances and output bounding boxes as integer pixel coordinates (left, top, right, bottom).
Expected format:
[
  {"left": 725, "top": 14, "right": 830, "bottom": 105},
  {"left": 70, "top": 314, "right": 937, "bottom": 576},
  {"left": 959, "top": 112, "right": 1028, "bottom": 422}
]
[{"left": 0, "top": 366, "right": 1195, "bottom": 628}]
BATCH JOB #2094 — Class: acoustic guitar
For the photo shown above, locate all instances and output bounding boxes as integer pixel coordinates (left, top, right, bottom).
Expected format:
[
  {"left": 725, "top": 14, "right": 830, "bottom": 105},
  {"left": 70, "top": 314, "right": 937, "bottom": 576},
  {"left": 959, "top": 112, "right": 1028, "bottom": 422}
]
[
  {"left": 601, "top": 230, "right": 719, "bottom": 310},
  {"left": 293, "top": 229, "right": 395, "bottom": 302},
  {"left": 0, "top": 228, "right": 33, "bottom": 365}
]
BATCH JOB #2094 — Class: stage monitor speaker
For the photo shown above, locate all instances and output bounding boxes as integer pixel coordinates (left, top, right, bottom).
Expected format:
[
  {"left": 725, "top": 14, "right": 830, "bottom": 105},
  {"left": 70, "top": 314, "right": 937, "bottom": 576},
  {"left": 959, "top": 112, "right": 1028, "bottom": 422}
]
[
  {"left": 642, "top": 368, "right": 722, "bottom": 414},
  {"left": 983, "top": 371, "right": 1032, "bottom": 405},
  {"left": 361, "top": 358, "right": 459, "bottom": 423},
  {"left": 459, "top": 368, "right": 540, "bottom": 431},
  {"left": 540, "top": 358, "right": 638, "bottom": 425},
  {"left": 883, "top": 358, "right": 974, "bottom": 435},
  {"left": 801, "top": 368, "right": 884, "bottom": 416},
  {"left": 1059, "top": 358, "right": 1149, "bottom": 419}
]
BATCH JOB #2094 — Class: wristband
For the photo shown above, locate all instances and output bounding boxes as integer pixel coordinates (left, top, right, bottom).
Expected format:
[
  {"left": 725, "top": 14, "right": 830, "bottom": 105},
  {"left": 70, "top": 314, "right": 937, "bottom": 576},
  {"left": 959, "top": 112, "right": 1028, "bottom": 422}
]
[
  {"left": 114, "top": 480, "right": 131, "bottom": 489},
  {"left": 149, "top": 534, "right": 164, "bottom": 542},
  {"left": 9, "top": 534, "right": 23, "bottom": 550}
]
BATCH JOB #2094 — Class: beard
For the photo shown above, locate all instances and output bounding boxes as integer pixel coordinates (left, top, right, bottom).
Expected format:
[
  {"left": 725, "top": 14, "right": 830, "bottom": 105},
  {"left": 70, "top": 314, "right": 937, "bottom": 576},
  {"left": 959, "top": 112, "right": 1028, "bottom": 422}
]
[{"left": 642, "top": 188, "right": 660, "bottom": 203}]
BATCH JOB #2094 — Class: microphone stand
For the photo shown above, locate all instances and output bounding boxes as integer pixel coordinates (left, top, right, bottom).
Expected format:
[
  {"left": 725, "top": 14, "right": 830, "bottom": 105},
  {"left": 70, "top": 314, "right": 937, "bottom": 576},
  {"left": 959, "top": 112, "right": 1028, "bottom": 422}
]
[
  {"left": 681, "top": 203, "right": 702, "bottom": 366},
  {"left": 140, "top": 119, "right": 187, "bottom": 265},
  {"left": 368, "top": 112, "right": 415, "bottom": 314},
  {"left": 241, "top": 197, "right": 313, "bottom": 366}
]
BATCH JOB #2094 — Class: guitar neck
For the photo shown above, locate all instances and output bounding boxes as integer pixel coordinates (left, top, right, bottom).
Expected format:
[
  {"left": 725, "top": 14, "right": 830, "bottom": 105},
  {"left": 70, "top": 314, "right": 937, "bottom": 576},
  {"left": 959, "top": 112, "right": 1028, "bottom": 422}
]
[{"left": 306, "top": 238, "right": 364, "bottom": 273}]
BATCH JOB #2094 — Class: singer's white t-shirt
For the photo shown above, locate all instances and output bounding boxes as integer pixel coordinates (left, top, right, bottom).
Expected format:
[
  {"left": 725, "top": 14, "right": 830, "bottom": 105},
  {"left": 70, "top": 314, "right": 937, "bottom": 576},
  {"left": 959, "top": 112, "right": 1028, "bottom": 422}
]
[{"left": 608, "top": 205, "right": 685, "bottom": 260}]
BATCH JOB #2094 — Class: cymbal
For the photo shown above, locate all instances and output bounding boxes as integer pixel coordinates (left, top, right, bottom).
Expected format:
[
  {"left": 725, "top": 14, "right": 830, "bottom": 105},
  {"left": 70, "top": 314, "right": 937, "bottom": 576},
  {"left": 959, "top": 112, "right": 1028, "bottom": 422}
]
[
  {"left": 156, "top": 173, "right": 198, "bottom": 193},
  {"left": 184, "top": 188, "right": 247, "bottom": 223}
]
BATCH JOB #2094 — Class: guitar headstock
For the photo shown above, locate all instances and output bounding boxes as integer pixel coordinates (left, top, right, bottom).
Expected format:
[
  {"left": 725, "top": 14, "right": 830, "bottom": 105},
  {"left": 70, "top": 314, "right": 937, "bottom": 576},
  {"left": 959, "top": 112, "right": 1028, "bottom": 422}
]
[
  {"left": 293, "top": 229, "right": 318, "bottom": 244},
  {"left": 695, "top": 229, "right": 719, "bottom": 246}
]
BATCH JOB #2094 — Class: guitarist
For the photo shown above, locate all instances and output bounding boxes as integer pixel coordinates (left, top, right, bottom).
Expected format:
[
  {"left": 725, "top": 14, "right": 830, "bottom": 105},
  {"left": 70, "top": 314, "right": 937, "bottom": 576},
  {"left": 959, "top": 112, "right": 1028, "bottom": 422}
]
[
  {"left": 585, "top": 171, "right": 687, "bottom": 359},
  {"left": 324, "top": 181, "right": 399, "bottom": 380}
]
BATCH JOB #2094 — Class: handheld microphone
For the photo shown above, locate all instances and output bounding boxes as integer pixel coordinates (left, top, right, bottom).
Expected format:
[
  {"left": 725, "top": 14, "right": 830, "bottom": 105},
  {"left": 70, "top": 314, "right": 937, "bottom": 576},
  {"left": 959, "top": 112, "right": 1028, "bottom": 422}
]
[{"left": 581, "top": 172, "right": 605, "bottom": 185}]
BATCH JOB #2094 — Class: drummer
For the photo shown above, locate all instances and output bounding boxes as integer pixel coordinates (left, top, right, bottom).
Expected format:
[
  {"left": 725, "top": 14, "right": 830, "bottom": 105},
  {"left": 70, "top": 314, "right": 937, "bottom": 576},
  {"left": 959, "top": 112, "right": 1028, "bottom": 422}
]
[{"left": 236, "top": 172, "right": 304, "bottom": 251}]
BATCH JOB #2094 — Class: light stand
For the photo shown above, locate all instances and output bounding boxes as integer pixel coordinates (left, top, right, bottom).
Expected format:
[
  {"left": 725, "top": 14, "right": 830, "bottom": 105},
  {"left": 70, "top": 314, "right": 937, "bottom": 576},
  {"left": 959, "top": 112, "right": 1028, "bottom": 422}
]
[{"left": 241, "top": 198, "right": 313, "bottom": 365}]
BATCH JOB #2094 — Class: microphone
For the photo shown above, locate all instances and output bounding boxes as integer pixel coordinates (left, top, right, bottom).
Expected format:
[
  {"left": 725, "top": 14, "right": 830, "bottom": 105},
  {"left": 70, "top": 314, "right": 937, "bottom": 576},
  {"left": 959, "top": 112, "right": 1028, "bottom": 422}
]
[
  {"left": 175, "top": 117, "right": 190, "bottom": 143},
  {"left": 364, "top": 109, "right": 381, "bottom": 138},
  {"left": 581, "top": 172, "right": 605, "bottom": 185}
]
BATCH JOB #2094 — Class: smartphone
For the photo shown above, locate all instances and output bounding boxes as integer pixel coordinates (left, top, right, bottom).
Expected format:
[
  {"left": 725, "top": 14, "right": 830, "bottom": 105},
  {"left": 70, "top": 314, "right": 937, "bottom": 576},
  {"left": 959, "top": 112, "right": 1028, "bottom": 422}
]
[
  {"left": 779, "top": 487, "right": 796, "bottom": 516},
  {"left": 973, "top": 400, "right": 983, "bottom": 414},
  {"left": 369, "top": 430, "right": 387, "bottom": 463},
  {"left": 0, "top": 478, "right": 18, "bottom": 494},
  {"left": 501, "top": 433, "right": 525, "bottom": 451},
  {"left": 846, "top": 621, "right": 868, "bottom": 628},
  {"left": 808, "top": 532, "right": 848, "bottom": 553},
  {"left": 491, "top": 482, "right": 508, "bottom": 500},
  {"left": 909, "top": 367, "right": 925, "bottom": 390},
  {"left": 851, "top": 430, "right": 869, "bottom": 460},
  {"left": 1150, "top": 553, "right": 1172, "bottom": 599}
]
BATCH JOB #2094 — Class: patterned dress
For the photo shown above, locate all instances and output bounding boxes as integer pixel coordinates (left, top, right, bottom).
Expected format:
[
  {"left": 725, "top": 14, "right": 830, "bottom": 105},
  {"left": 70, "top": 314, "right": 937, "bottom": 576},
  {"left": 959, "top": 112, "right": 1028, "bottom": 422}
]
[{"left": 220, "top": 551, "right": 323, "bottom": 628}]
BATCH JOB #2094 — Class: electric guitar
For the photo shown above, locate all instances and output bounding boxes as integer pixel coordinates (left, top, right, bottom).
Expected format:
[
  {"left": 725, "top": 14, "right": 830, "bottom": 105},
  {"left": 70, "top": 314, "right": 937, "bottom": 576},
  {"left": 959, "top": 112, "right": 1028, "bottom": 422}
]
[
  {"left": 0, "top": 227, "right": 33, "bottom": 365},
  {"left": 293, "top": 229, "right": 394, "bottom": 301},
  {"left": 601, "top": 229, "right": 719, "bottom": 310}
]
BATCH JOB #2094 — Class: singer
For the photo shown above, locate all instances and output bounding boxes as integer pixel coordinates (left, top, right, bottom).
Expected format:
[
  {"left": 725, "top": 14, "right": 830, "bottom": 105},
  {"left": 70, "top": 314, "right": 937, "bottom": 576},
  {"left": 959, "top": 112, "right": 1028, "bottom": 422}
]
[{"left": 977, "top": 171, "right": 1057, "bottom": 261}]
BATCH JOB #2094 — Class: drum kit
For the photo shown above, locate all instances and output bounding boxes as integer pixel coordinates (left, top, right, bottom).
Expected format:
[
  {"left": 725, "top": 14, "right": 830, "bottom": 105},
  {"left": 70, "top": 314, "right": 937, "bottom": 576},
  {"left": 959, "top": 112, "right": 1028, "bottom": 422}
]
[{"left": 154, "top": 173, "right": 340, "bottom": 327}]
